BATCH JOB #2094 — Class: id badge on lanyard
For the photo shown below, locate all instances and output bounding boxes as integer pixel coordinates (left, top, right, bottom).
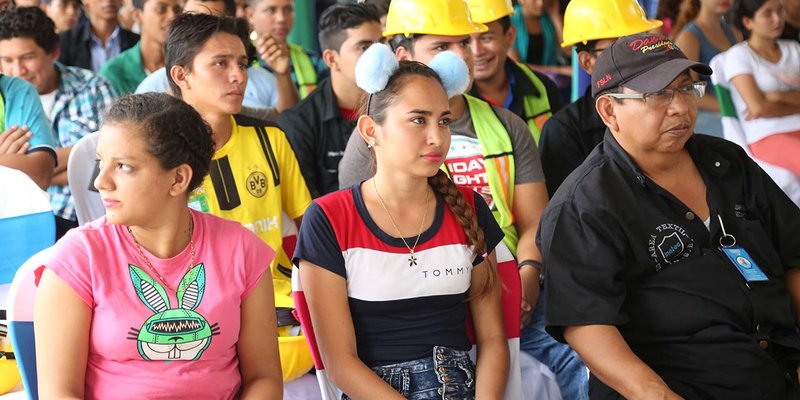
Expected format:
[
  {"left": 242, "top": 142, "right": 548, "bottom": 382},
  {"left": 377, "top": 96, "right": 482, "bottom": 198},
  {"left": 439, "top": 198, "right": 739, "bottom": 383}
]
[{"left": 717, "top": 215, "right": 768, "bottom": 282}]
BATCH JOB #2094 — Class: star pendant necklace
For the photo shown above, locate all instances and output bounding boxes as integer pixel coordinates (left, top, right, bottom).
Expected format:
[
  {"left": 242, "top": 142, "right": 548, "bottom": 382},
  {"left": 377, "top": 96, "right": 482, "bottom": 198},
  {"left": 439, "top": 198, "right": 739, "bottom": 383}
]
[
  {"left": 127, "top": 216, "right": 195, "bottom": 293},
  {"left": 373, "top": 178, "right": 430, "bottom": 267}
]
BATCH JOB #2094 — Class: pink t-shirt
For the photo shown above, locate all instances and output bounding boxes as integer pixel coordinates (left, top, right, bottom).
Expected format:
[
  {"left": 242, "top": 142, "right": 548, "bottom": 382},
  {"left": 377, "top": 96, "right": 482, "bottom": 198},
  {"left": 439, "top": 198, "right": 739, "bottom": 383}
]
[{"left": 45, "top": 210, "right": 273, "bottom": 400}]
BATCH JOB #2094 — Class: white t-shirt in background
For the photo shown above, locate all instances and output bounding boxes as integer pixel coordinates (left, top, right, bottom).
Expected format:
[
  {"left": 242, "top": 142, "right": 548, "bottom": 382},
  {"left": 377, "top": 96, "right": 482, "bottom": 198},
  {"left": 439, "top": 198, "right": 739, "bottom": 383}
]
[
  {"left": 723, "top": 40, "right": 800, "bottom": 144},
  {"left": 38, "top": 90, "right": 57, "bottom": 121}
]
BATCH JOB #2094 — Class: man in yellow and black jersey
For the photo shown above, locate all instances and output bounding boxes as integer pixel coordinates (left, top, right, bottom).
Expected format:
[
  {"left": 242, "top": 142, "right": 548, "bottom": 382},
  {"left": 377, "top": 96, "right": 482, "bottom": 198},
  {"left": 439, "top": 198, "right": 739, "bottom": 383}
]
[
  {"left": 189, "top": 113, "right": 310, "bottom": 289},
  {"left": 164, "top": 12, "right": 313, "bottom": 382}
]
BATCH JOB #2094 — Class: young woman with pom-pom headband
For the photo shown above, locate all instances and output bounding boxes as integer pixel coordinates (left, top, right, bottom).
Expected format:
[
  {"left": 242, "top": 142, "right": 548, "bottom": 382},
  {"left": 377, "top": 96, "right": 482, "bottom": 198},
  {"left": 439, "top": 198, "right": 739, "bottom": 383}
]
[{"left": 292, "top": 44, "right": 509, "bottom": 399}]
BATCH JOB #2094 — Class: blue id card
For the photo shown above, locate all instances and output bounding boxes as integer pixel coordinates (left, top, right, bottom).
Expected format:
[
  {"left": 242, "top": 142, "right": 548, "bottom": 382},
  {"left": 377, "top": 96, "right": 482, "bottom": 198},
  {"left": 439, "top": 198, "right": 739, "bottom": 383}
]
[{"left": 721, "top": 246, "right": 768, "bottom": 282}]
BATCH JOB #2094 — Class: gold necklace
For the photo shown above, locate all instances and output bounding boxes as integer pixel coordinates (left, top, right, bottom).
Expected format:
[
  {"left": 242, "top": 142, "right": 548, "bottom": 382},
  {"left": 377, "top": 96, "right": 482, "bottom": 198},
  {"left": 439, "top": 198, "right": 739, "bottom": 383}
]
[
  {"left": 127, "top": 217, "right": 195, "bottom": 293},
  {"left": 372, "top": 178, "right": 430, "bottom": 267}
]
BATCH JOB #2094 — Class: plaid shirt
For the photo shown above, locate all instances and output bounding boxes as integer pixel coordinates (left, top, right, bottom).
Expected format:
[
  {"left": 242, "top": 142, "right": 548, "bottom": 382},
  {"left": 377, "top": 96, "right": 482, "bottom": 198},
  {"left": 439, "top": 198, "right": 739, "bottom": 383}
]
[{"left": 47, "top": 62, "right": 118, "bottom": 221}]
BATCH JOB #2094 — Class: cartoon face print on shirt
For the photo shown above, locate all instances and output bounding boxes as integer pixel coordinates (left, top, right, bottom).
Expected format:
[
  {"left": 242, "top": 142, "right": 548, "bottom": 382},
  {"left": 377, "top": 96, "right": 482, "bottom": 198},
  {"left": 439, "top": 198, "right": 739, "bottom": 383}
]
[{"left": 127, "top": 264, "right": 220, "bottom": 361}]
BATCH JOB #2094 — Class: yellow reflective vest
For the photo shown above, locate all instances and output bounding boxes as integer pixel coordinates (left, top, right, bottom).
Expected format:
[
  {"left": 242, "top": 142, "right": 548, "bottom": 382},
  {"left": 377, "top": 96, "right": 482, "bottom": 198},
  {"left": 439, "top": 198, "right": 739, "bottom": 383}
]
[
  {"left": 288, "top": 44, "right": 317, "bottom": 99},
  {"left": 462, "top": 94, "right": 521, "bottom": 255},
  {"left": 515, "top": 62, "right": 552, "bottom": 144}
]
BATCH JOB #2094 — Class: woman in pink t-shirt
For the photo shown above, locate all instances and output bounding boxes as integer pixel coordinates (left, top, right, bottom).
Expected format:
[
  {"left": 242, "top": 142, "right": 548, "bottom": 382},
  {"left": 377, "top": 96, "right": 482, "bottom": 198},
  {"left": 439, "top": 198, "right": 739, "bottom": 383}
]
[{"left": 34, "top": 93, "right": 283, "bottom": 399}]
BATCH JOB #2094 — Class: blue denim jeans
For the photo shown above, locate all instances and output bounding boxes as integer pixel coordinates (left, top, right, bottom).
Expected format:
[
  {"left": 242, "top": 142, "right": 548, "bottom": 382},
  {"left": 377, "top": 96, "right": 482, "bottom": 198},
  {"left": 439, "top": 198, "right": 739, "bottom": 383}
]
[
  {"left": 520, "top": 294, "right": 589, "bottom": 400},
  {"left": 342, "top": 346, "right": 476, "bottom": 400}
]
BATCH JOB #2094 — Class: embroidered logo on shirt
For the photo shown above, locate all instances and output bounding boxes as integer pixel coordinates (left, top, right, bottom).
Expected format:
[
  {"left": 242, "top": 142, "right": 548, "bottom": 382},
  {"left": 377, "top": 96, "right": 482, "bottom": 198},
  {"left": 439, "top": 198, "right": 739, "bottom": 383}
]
[
  {"left": 246, "top": 171, "right": 268, "bottom": 198},
  {"left": 127, "top": 264, "right": 220, "bottom": 361},
  {"left": 648, "top": 223, "right": 694, "bottom": 271}
]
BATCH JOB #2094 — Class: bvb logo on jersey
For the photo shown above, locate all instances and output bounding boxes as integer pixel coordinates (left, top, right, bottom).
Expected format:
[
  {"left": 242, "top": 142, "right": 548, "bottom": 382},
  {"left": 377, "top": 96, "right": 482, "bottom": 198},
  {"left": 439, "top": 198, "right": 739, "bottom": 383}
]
[{"left": 246, "top": 171, "right": 268, "bottom": 198}]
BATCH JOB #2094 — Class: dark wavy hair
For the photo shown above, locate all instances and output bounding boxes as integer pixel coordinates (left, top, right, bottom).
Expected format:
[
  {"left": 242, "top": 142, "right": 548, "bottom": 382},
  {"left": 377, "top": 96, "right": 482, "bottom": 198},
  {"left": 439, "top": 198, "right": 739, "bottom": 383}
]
[
  {"left": 104, "top": 93, "right": 215, "bottom": 192},
  {"left": 318, "top": 2, "right": 380, "bottom": 52},
  {"left": 164, "top": 12, "right": 250, "bottom": 97},
  {"left": 0, "top": 6, "right": 58, "bottom": 54}
]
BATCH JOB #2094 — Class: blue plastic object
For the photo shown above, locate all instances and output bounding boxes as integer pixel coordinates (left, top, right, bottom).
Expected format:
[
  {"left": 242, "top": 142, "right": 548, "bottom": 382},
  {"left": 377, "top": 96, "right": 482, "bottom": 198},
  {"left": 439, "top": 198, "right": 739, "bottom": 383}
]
[
  {"left": 0, "top": 211, "right": 55, "bottom": 284},
  {"left": 9, "top": 321, "right": 38, "bottom": 400},
  {"left": 570, "top": 48, "right": 592, "bottom": 102}
]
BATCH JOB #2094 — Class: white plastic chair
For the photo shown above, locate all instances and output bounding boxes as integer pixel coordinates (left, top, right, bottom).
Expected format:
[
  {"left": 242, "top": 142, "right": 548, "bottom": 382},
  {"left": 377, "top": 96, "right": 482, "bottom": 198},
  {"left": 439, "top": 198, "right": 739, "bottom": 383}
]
[
  {"left": 67, "top": 132, "right": 104, "bottom": 226},
  {"left": 709, "top": 52, "right": 800, "bottom": 206}
]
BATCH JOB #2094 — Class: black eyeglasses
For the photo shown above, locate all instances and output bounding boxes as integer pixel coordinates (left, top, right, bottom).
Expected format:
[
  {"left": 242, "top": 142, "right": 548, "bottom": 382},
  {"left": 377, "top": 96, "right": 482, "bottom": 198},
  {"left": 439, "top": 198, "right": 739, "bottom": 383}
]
[{"left": 602, "top": 81, "right": 707, "bottom": 108}]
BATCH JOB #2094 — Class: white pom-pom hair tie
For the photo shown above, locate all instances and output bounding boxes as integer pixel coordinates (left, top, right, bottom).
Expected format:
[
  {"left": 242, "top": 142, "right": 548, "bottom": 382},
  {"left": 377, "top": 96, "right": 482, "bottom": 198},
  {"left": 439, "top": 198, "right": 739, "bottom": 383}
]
[
  {"left": 355, "top": 43, "right": 398, "bottom": 94},
  {"left": 427, "top": 51, "right": 470, "bottom": 99},
  {"left": 355, "top": 44, "right": 470, "bottom": 115},
  {"left": 355, "top": 43, "right": 398, "bottom": 115}
]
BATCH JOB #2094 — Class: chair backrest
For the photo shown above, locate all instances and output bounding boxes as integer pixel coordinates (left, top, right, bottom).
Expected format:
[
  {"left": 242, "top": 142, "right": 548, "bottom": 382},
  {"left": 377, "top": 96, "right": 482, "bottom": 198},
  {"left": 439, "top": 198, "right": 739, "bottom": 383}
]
[
  {"left": 68, "top": 131, "right": 105, "bottom": 226},
  {"left": 709, "top": 52, "right": 800, "bottom": 206},
  {"left": 7, "top": 247, "right": 54, "bottom": 400},
  {"left": 0, "top": 166, "right": 54, "bottom": 285},
  {"left": 291, "top": 266, "right": 341, "bottom": 400},
  {"left": 291, "top": 241, "right": 526, "bottom": 400}
]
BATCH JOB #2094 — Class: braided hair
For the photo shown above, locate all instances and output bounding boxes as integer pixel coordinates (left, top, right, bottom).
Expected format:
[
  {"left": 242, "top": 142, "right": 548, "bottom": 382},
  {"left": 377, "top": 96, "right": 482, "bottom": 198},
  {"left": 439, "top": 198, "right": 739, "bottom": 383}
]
[
  {"left": 361, "top": 61, "right": 500, "bottom": 298},
  {"left": 428, "top": 170, "right": 498, "bottom": 297},
  {"left": 103, "top": 93, "right": 215, "bottom": 193}
]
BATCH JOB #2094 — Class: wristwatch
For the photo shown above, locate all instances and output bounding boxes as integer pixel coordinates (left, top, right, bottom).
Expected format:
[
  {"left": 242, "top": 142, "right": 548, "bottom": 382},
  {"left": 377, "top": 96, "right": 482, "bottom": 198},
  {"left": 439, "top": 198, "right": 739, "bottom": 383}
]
[{"left": 518, "top": 259, "right": 545, "bottom": 287}]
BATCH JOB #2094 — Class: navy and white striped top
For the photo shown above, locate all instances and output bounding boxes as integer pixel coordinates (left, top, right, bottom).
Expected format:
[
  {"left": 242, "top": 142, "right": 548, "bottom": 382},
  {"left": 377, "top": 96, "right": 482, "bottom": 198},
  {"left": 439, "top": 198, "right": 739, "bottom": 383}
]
[{"left": 293, "top": 183, "right": 503, "bottom": 367}]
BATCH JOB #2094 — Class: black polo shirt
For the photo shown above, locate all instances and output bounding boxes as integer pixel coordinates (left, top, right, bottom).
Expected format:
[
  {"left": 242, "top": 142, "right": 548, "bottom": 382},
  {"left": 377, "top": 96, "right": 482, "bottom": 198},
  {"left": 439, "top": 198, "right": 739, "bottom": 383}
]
[
  {"left": 469, "top": 60, "right": 563, "bottom": 127},
  {"left": 539, "top": 132, "right": 800, "bottom": 400},
  {"left": 538, "top": 87, "right": 606, "bottom": 198},
  {"left": 278, "top": 78, "right": 357, "bottom": 198}
]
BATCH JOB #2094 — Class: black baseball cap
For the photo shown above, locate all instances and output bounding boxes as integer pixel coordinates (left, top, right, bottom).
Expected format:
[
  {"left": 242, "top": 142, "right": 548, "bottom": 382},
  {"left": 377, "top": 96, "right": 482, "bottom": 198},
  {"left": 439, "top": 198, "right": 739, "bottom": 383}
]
[{"left": 591, "top": 32, "right": 712, "bottom": 97}]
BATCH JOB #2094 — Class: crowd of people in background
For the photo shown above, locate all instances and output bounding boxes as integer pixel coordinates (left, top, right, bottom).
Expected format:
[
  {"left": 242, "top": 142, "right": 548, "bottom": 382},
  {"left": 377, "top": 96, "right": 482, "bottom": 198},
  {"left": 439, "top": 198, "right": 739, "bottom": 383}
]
[{"left": 0, "top": 0, "right": 799, "bottom": 398}]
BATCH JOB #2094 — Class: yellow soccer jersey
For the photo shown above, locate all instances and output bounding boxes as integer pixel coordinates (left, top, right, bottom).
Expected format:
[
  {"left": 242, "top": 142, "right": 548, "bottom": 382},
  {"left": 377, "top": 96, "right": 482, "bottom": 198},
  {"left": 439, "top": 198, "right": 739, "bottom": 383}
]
[{"left": 189, "top": 115, "right": 311, "bottom": 305}]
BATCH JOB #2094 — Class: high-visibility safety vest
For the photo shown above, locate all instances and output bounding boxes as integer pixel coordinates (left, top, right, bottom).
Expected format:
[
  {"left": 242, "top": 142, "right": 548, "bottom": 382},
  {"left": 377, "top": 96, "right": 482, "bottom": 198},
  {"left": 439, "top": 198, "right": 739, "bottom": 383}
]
[
  {"left": 515, "top": 62, "right": 552, "bottom": 145},
  {"left": 288, "top": 44, "right": 317, "bottom": 99},
  {"left": 0, "top": 80, "right": 5, "bottom": 132},
  {"left": 463, "top": 94, "right": 521, "bottom": 255}
]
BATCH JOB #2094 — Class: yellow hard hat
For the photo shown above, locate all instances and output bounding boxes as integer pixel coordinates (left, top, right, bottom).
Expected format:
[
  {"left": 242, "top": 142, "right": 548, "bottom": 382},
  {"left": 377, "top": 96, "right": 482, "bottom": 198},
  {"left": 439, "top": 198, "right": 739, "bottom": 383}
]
[
  {"left": 384, "top": 0, "right": 488, "bottom": 37},
  {"left": 561, "top": 0, "right": 663, "bottom": 48},
  {"left": 0, "top": 350, "right": 21, "bottom": 395},
  {"left": 465, "top": 0, "right": 514, "bottom": 24},
  {"left": 278, "top": 327, "right": 315, "bottom": 382}
]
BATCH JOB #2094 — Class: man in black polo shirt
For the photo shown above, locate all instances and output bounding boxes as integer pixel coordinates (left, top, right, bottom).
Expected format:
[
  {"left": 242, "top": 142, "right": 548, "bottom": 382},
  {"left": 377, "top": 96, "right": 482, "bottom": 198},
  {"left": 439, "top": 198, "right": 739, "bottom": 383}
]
[
  {"left": 277, "top": 3, "right": 382, "bottom": 198},
  {"left": 539, "top": 32, "right": 800, "bottom": 399},
  {"left": 537, "top": 0, "right": 661, "bottom": 197}
]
